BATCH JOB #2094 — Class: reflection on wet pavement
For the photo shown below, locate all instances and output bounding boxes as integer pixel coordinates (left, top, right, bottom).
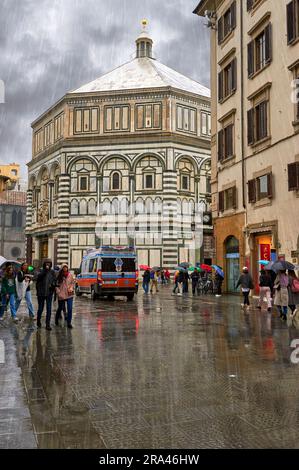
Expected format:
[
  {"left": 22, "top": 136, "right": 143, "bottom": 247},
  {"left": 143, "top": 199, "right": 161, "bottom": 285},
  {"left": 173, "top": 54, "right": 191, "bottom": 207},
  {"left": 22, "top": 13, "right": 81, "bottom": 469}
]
[{"left": 1, "top": 286, "right": 299, "bottom": 448}]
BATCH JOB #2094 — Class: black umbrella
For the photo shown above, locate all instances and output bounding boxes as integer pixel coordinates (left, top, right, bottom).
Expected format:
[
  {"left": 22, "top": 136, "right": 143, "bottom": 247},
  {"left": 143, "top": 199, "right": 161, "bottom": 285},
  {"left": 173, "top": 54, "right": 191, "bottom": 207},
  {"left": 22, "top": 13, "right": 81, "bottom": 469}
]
[{"left": 179, "top": 262, "right": 191, "bottom": 268}]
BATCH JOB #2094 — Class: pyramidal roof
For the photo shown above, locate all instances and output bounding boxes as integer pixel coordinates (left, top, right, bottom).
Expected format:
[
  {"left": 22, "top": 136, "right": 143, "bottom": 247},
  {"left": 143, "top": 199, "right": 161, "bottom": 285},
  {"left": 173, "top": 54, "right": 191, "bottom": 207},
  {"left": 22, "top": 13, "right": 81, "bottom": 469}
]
[{"left": 70, "top": 57, "right": 210, "bottom": 98}]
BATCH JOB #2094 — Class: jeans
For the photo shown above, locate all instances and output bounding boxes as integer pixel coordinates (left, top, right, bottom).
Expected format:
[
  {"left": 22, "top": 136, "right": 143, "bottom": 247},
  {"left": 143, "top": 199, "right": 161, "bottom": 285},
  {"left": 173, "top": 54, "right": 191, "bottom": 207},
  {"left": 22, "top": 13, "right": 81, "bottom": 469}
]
[
  {"left": 142, "top": 281, "right": 149, "bottom": 293},
  {"left": 37, "top": 294, "right": 53, "bottom": 325},
  {"left": 192, "top": 281, "right": 198, "bottom": 295},
  {"left": 56, "top": 298, "right": 73, "bottom": 325},
  {"left": 16, "top": 290, "right": 35, "bottom": 317},
  {"left": 0, "top": 293, "right": 17, "bottom": 318},
  {"left": 173, "top": 282, "right": 178, "bottom": 293},
  {"left": 258, "top": 287, "right": 272, "bottom": 309}
]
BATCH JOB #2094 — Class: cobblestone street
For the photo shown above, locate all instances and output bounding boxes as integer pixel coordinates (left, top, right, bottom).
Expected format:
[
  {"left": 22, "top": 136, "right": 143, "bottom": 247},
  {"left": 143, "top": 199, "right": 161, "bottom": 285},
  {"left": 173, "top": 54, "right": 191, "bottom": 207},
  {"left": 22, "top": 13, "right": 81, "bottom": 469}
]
[{"left": 1, "top": 286, "right": 299, "bottom": 449}]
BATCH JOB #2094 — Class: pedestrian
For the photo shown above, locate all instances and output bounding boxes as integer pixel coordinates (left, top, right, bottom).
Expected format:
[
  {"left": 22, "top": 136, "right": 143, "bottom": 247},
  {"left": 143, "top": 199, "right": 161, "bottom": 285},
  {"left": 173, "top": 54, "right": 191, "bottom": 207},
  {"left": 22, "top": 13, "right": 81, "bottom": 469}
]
[
  {"left": 273, "top": 270, "right": 289, "bottom": 321},
  {"left": 161, "top": 270, "right": 166, "bottom": 285},
  {"left": 142, "top": 269, "right": 151, "bottom": 294},
  {"left": 16, "top": 262, "right": 35, "bottom": 319},
  {"left": 215, "top": 272, "right": 224, "bottom": 297},
  {"left": 150, "top": 270, "right": 159, "bottom": 293},
  {"left": 0, "top": 266, "right": 19, "bottom": 322},
  {"left": 191, "top": 270, "right": 200, "bottom": 296},
  {"left": 172, "top": 270, "right": 179, "bottom": 294},
  {"left": 165, "top": 269, "right": 170, "bottom": 284},
  {"left": 177, "top": 270, "right": 185, "bottom": 296},
  {"left": 236, "top": 267, "right": 254, "bottom": 309},
  {"left": 257, "top": 269, "right": 272, "bottom": 312},
  {"left": 55, "top": 264, "right": 75, "bottom": 328},
  {"left": 182, "top": 270, "right": 189, "bottom": 293},
  {"left": 287, "top": 269, "right": 299, "bottom": 314},
  {"left": 36, "top": 260, "right": 56, "bottom": 330}
]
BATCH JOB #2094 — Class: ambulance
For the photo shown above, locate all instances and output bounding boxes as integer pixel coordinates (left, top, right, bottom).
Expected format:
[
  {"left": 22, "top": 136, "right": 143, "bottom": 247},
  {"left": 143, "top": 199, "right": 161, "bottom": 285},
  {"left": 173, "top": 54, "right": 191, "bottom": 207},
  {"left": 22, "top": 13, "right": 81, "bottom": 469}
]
[{"left": 75, "top": 246, "right": 138, "bottom": 301}]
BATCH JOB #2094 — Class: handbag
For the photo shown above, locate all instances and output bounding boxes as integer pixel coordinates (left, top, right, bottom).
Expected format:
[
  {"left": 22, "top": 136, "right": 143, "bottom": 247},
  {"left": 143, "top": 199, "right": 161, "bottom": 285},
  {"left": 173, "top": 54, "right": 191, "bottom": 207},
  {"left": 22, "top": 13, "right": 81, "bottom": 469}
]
[{"left": 287, "top": 309, "right": 299, "bottom": 330}]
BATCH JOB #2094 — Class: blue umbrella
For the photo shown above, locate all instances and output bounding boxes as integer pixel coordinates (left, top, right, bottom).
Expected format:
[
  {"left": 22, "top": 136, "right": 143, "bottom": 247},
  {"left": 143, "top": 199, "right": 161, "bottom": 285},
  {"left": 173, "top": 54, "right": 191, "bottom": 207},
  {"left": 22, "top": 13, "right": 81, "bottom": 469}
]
[
  {"left": 212, "top": 265, "right": 224, "bottom": 278},
  {"left": 259, "top": 260, "right": 270, "bottom": 265}
]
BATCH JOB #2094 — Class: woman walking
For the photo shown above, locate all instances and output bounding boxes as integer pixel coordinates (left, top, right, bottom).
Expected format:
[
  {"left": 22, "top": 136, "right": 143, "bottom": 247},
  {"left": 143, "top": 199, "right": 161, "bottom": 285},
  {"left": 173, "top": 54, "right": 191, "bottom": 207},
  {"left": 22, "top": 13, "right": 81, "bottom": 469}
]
[
  {"left": 287, "top": 269, "right": 299, "bottom": 313},
  {"left": 55, "top": 264, "right": 75, "bottom": 329},
  {"left": 0, "top": 266, "right": 18, "bottom": 322},
  {"left": 274, "top": 270, "right": 289, "bottom": 321},
  {"left": 16, "top": 263, "right": 35, "bottom": 319},
  {"left": 236, "top": 267, "right": 254, "bottom": 309},
  {"left": 257, "top": 269, "right": 272, "bottom": 312}
]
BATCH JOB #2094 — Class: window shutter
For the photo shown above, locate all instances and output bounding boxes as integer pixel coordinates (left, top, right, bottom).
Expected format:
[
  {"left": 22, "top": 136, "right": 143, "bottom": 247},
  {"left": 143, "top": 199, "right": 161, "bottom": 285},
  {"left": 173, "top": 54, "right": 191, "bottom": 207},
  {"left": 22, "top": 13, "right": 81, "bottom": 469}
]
[
  {"left": 232, "top": 186, "right": 237, "bottom": 209},
  {"left": 265, "top": 23, "right": 272, "bottom": 64},
  {"left": 248, "top": 179, "right": 256, "bottom": 203},
  {"left": 247, "top": 0, "right": 254, "bottom": 11},
  {"left": 231, "top": 58, "right": 237, "bottom": 92},
  {"left": 218, "top": 17, "right": 223, "bottom": 44},
  {"left": 219, "top": 191, "right": 224, "bottom": 212},
  {"left": 287, "top": 1, "right": 296, "bottom": 44},
  {"left": 218, "top": 70, "right": 223, "bottom": 102},
  {"left": 267, "top": 173, "right": 273, "bottom": 198},
  {"left": 231, "top": 1, "right": 237, "bottom": 30},
  {"left": 247, "top": 40, "right": 254, "bottom": 78},
  {"left": 288, "top": 162, "right": 299, "bottom": 191},
  {"left": 226, "top": 124, "right": 233, "bottom": 158},
  {"left": 218, "top": 129, "right": 224, "bottom": 161},
  {"left": 247, "top": 108, "right": 255, "bottom": 145}
]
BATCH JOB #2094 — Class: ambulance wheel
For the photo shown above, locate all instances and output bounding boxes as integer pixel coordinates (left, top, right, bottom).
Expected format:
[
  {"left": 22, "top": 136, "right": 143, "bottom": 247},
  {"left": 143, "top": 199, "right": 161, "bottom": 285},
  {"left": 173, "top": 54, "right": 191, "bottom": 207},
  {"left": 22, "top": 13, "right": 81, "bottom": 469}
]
[
  {"left": 91, "top": 288, "right": 98, "bottom": 301},
  {"left": 127, "top": 294, "right": 134, "bottom": 301},
  {"left": 75, "top": 285, "right": 82, "bottom": 297}
]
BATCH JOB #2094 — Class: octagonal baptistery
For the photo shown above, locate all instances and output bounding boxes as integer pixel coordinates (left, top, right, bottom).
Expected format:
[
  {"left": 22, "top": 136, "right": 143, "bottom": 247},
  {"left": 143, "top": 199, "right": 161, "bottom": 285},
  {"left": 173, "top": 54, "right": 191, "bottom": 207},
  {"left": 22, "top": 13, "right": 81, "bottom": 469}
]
[{"left": 26, "top": 27, "right": 212, "bottom": 270}]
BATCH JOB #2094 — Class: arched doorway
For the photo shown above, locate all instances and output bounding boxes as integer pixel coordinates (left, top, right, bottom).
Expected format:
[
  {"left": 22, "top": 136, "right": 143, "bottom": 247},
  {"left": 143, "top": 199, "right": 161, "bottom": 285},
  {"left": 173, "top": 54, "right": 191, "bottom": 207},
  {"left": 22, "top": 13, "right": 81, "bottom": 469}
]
[{"left": 225, "top": 236, "right": 239, "bottom": 293}]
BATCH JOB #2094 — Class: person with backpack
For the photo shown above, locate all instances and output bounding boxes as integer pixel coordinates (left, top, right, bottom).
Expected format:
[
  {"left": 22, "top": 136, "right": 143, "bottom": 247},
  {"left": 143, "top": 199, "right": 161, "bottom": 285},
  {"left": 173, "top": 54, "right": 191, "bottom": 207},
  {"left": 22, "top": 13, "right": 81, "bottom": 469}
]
[
  {"left": 288, "top": 270, "right": 299, "bottom": 313},
  {"left": 236, "top": 267, "right": 254, "bottom": 309},
  {"left": 257, "top": 269, "right": 272, "bottom": 312},
  {"left": 15, "top": 262, "right": 35, "bottom": 319},
  {"left": 150, "top": 270, "right": 159, "bottom": 293},
  {"left": 142, "top": 269, "right": 151, "bottom": 294},
  {"left": 55, "top": 264, "right": 75, "bottom": 328},
  {"left": 0, "top": 265, "right": 19, "bottom": 322},
  {"left": 36, "top": 260, "right": 56, "bottom": 330}
]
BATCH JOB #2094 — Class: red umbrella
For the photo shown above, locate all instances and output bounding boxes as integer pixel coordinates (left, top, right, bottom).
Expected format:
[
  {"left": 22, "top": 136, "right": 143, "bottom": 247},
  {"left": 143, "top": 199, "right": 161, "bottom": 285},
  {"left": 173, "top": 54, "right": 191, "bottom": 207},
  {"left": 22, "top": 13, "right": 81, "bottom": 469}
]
[
  {"left": 200, "top": 264, "right": 212, "bottom": 272},
  {"left": 139, "top": 265, "right": 151, "bottom": 270}
]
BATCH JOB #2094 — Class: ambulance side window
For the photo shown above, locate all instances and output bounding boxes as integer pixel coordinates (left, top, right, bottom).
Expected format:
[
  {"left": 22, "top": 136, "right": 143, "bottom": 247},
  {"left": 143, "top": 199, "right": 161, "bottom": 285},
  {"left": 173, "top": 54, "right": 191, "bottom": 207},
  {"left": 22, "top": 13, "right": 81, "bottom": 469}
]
[
  {"left": 82, "top": 260, "right": 88, "bottom": 273},
  {"left": 89, "top": 259, "right": 96, "bottom": 273}
]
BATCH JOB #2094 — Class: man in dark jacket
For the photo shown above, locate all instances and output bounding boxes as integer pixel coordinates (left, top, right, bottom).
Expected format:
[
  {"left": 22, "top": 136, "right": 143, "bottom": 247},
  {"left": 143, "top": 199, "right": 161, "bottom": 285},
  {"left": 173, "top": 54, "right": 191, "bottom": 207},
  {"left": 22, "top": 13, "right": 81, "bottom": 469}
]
[
  {"left": 142, "top": 269, "right": 151, "bottom": 294},
  {"left": 36, "top": 260, "right": 56, "bottom": 330},
  {"left": 191, "top": 270, "right": 200, "bottom": 296}
]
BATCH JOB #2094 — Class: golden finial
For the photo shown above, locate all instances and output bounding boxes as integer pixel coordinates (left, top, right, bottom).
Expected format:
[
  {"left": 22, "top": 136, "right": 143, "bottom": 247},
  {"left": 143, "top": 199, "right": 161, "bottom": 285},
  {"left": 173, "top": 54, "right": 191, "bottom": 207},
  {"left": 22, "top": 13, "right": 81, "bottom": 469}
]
[{"left": 141, "top": 19, "right": 148, "bottom": 30}]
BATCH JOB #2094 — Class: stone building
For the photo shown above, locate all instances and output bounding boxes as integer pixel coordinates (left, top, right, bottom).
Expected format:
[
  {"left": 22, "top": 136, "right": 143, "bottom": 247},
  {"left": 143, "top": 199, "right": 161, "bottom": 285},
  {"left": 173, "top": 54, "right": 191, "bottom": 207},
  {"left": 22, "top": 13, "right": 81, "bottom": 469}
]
[
  {"left": 194, "top": 0, "right": 299, "bottom": 292},
  {"left": 0, "top": 190, "right": 26, "bottom": 260},
  {"left": 26, "top": 26, "right": 212, "bottom": 270}
]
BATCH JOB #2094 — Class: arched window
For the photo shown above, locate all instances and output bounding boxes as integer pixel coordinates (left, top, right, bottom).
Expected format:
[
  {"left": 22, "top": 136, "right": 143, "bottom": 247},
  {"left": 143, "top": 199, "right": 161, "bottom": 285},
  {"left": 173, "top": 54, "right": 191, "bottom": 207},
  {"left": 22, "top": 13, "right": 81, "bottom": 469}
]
[
  {"left": 17, "top": 211, "right": 23, "bottom": 227},
  {"left": 111, "top": 172, "right": 121, "bottom": 190},
  {"left": 40, "top": 168, "right": 49, "bottom": 200},
  {"left": 12, "top": 210, "right": 17, "bottom": 227},
  {"left": 88, "top": 199, "right": 96, "bottom": 215},
  {"left": 79, "top": 200, "right": 87, "bottom": 215},
  {"left": 71, "top": 199, "right": 79, "bottom": 215}
]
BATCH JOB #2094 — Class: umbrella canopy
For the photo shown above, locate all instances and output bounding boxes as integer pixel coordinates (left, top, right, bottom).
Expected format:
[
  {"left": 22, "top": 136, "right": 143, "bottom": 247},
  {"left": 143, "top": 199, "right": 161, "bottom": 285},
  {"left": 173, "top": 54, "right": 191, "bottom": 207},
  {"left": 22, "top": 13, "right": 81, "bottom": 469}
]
[
  {"left": 188, "top": 266, "right": 203, "bottom": 272},
  {"left": 152, "top": 266, "right": 162, "bottom": 272},
  {"left": 265, "top": 260, "right": 294, "bottom": 272},
  {"left": 176, "top": 266, "right": 188, "bottom": 272},
  {"left": 200, "top": 264, "right": 212, "bottom": 272},
  {"left": 212, "top": 265, "right": 224, "bottom": 278},
  {"left": 179, "top": 262, "right": 191, "bottom": 268},
  {"left": 259, "top": 260, "right": 270, "bottom": 265},
  {"left": 139, "top": 265, "right": 151, "bottom": 270}
]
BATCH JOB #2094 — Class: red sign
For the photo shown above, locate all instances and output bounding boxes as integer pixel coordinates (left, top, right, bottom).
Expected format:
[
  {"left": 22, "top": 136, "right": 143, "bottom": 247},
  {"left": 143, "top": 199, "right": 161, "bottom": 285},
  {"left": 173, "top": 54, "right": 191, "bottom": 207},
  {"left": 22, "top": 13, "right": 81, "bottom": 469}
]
[{"left": 260, "top": 244, "right": 271, "bottom": 261}]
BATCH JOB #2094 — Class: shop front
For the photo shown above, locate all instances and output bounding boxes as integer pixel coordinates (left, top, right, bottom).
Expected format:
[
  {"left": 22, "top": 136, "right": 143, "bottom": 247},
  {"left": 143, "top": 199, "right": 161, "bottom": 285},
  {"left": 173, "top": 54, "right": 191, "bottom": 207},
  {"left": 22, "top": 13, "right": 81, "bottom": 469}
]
[{"left": 225, "top": 236, "right": 240, "bottom": 293}]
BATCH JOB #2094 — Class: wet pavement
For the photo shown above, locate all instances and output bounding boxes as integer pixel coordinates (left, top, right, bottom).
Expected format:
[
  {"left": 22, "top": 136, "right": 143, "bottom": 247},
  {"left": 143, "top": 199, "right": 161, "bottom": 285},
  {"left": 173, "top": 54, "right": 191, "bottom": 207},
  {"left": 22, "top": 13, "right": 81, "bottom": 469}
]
[{"left": 1, "top": 285, "right": 299, "bottom": 449}]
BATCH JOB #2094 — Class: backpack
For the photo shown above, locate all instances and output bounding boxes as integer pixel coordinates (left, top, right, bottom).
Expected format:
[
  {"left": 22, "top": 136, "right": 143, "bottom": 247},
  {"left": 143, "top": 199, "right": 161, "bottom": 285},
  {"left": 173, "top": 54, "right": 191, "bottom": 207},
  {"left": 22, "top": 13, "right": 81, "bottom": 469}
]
[{"left": 291, "top": 279, "right": 299, "bottom": 293}]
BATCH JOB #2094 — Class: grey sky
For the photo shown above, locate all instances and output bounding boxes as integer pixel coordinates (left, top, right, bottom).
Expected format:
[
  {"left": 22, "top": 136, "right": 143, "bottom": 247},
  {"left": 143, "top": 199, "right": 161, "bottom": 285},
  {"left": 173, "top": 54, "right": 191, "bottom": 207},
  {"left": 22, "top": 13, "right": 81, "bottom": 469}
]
[{"left": 0, "top": 0, "right": 210, "bottom": 179}]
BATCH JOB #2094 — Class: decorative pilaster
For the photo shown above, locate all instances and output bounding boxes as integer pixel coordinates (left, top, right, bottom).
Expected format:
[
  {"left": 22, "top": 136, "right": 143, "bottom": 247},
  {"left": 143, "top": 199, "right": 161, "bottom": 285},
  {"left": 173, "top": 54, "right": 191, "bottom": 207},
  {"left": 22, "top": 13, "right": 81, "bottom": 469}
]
[
  {"left": 57, "top": 174, "right": 70, "bottom": 220},
  {"left": 162, "top": 170, "right": 178, "bottom": 270}
]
